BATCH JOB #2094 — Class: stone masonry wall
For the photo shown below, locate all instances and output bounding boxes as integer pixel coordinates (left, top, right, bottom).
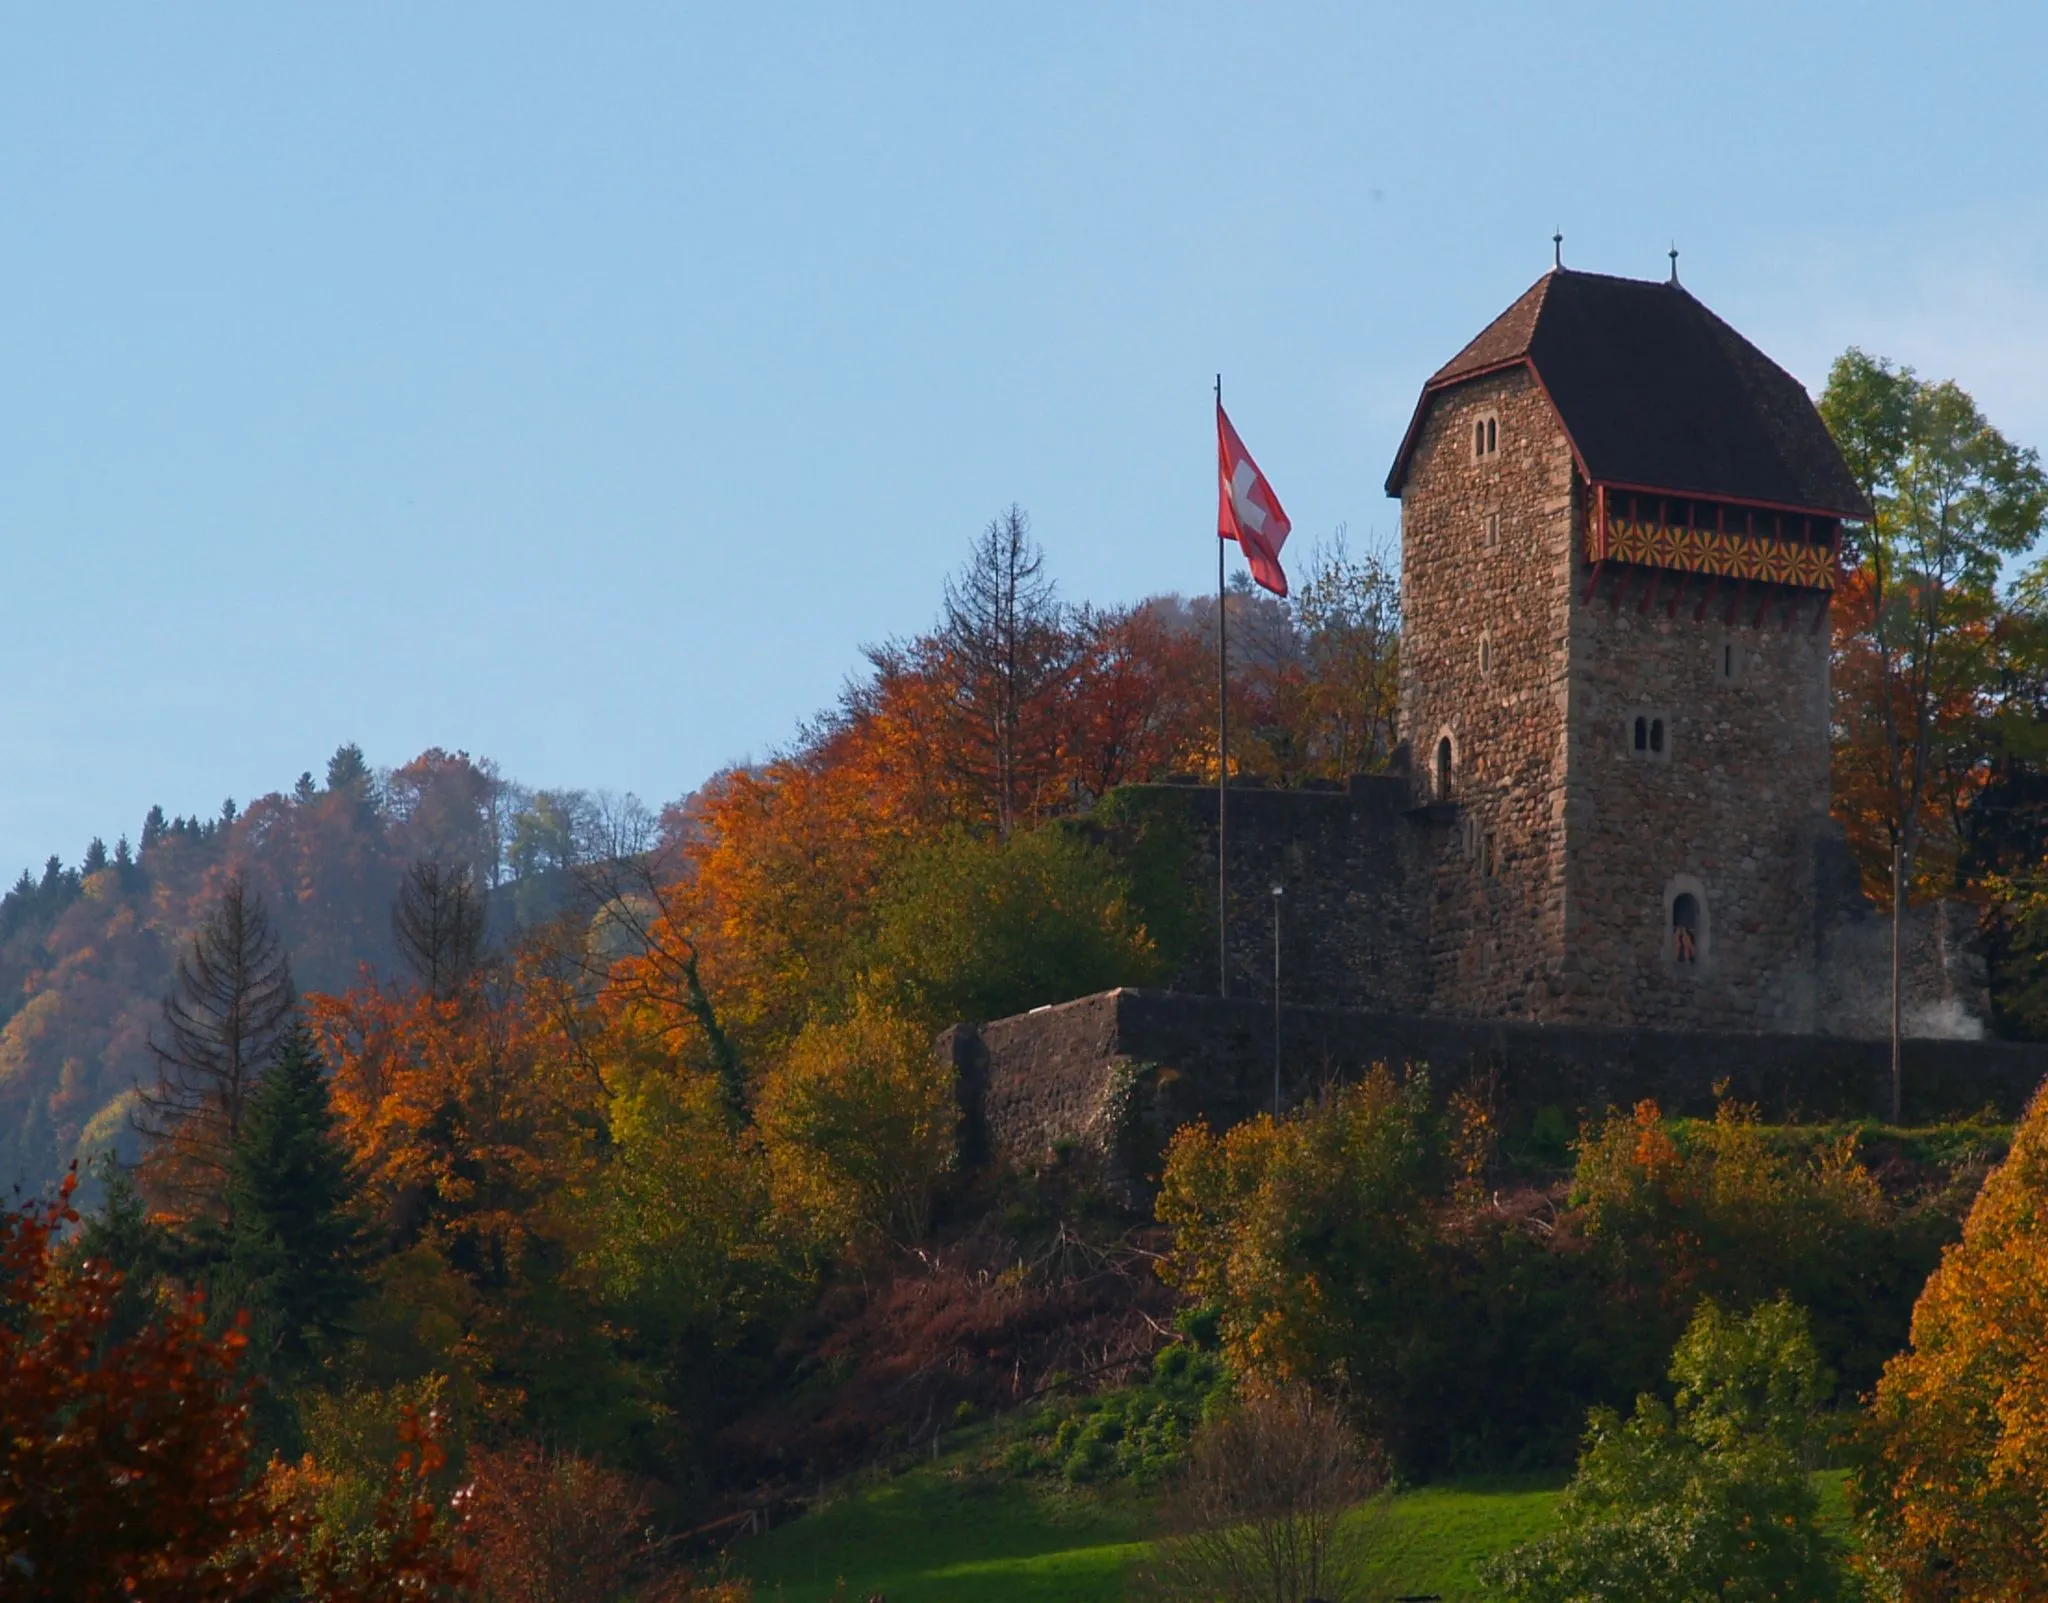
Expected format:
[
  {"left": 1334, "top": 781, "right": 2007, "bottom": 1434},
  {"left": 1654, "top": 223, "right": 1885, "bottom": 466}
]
[
  {"left": 953, "top": 988, "right": 2048, "bottom": 1197},
  {"left": 1560, "top": 570, "right": 1834, "bottom": 1030},
  {"left": 1124, "top": 778, "right": 1430, "bottom": 1013},
  {"left": 1397, "top": 367, "right": 1579, "bottom": 1019}
]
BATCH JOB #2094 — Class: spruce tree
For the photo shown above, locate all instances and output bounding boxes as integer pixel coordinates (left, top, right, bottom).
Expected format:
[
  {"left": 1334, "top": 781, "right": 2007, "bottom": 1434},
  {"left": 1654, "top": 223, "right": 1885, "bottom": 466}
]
[{"left": 217, "top": 1021, "right": 366, "bottom": 1380}]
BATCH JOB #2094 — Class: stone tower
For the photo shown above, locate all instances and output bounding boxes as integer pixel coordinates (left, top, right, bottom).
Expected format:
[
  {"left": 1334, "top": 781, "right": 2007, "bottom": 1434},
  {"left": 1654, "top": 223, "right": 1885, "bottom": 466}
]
[{"left": 1385, "top": 268, "right": 1871, "bottom": 1030}]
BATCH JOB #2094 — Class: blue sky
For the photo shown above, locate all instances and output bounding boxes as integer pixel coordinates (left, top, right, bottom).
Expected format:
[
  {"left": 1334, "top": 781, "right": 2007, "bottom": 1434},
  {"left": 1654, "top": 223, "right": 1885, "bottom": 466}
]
[{"left": 4, "top": 3, "right": 2045, "bottom": 875}]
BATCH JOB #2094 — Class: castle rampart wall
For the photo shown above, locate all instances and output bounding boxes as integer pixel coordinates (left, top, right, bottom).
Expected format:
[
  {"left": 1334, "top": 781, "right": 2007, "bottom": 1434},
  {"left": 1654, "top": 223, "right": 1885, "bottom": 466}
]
[{"left": 946, "top": 988, "right": 2048, "bottom": 1198}]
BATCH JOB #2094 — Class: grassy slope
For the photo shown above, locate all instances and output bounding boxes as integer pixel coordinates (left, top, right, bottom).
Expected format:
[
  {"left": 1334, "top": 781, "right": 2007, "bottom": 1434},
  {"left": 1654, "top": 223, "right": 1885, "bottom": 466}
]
[{"left": 736, "top": 1469, "right": 1563, "bottom": 1603}]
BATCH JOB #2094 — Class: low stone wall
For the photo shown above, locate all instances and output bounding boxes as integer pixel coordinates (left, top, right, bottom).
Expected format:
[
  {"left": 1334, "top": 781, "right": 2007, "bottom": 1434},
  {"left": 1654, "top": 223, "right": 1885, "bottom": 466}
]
[{"left": 945, "top": 988, "right": 2048, "bottom": 1197}]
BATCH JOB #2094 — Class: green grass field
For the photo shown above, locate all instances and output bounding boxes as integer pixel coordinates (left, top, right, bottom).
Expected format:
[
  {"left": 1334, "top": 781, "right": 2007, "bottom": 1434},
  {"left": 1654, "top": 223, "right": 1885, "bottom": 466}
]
[{"left": 735, "top": 1468, "right": 1564, "bottom": 1602}]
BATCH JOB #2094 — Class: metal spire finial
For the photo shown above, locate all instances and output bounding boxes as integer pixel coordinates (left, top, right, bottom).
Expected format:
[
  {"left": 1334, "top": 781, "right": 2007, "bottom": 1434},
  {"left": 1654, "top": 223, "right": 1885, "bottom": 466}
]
[
  {"left": 1668, "top": 242, "right": 1680, "bottom": 285},
  {"left": 1553, "top": 230, "right": 1564, "bottom": 270}
]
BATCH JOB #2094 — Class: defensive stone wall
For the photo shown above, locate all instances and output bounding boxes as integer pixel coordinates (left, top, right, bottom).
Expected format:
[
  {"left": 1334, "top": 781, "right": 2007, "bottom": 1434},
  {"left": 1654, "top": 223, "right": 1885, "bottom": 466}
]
[
  {"left": 1122, "top": 779, "right": 1430, "bottom": 1012},
  {"left": 946, "top": 987, "right": 2048, "bottom": 1199}
]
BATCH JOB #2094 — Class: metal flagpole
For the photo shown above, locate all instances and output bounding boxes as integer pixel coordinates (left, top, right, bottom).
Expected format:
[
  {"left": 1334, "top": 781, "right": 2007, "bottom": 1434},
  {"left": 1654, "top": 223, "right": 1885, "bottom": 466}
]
[{"left": 1216, "top": 374, "right": 1229, "bottom": 1001}]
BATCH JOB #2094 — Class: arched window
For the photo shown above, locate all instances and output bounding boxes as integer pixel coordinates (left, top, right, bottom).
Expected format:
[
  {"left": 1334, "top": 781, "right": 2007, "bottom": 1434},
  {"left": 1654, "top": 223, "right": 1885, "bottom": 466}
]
[
  {"left": 1435, "top": 735, "right": 1453, "bottom": 800},
  {"left": 1671, "top": 892, "right": 1700, "bottom": 965},
  {"left": 1628, "top": 710, "right": 1673, "bottom": 762}
]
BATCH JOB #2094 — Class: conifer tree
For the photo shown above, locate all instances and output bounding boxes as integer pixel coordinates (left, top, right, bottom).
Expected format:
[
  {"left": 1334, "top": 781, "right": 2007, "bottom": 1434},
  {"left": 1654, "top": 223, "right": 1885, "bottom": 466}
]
[
  {"left": 217, "top": 1021, "right": 366, "bottom": 1381},
  {"left": 392, "top": 860, "right": 486, "bottom": 1002},
  {"left": 136, "top": 874, "right": 296, "bottom": 1217}
]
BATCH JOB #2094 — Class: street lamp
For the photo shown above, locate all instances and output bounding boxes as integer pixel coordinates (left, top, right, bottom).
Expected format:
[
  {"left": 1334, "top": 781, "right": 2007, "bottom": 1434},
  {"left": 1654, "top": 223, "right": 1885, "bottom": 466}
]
[{"left": 1271, "top": 883, "right": 1284, "bottom": 1117}]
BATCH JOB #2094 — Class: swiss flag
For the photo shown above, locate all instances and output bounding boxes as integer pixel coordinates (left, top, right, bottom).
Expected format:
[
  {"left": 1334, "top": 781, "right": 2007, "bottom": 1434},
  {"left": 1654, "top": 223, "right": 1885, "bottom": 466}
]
[{"left": 1216, "top": 402, "right": 1292, "bottom": 597}]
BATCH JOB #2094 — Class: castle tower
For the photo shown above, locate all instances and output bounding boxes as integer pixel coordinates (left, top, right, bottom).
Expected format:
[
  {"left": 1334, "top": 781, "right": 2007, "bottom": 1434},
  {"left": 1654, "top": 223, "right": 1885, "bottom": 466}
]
[{"left": 1385, "top": 268, "right": 1870, "bottom": 1029}]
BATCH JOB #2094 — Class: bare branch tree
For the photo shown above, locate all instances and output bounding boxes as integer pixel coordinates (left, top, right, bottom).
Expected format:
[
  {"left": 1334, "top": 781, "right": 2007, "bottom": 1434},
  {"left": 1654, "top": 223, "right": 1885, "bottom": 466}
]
[
  {"left": 392, "top": 860, "right": 487, "bottom": 1002},
  {"left": 134, "top": 873, "right": 296, "bottom": 1215},
  {"left": 1143, "top": 1381, "right": 1387, "bottom": 1603},
  {"left": 938, "top": 505, "right": 1078, "bottom": 834}
]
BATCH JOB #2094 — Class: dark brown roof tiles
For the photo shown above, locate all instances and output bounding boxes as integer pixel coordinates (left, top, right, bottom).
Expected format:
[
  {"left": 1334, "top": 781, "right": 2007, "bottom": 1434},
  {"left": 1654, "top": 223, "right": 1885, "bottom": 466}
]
[{"left": 1387, "top": 270, "right": 1871, "bottom": 521}]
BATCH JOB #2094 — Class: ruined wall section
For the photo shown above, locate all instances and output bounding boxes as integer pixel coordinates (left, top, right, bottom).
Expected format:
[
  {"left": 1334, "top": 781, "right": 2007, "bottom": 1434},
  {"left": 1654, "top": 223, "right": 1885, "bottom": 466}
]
[
  {"left": 1397, "top": 368, "right": 1579, "bottom": 1018},
  {"left": 1560, "top": 567, "right": 1833, "bottom": 1030}
]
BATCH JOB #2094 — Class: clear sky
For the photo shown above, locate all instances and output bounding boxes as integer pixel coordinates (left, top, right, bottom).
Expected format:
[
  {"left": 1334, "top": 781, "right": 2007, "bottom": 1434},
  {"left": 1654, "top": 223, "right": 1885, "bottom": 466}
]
[{"left": 4, "top": 3, "right": 2046, "bottom": 877}]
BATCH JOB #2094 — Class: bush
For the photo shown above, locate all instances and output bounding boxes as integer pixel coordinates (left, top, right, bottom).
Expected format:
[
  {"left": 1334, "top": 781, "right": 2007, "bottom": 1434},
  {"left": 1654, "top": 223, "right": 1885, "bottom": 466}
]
[
  {"left": 995, "top": 1342, "right": 1230, "bottom": 1487},
  {"left": 1484, "top": 1298, "right": 1851, "bottom": 1603},
  {"left": 1156, "top": 1082, "right": 1964, "bottom": 1477}
]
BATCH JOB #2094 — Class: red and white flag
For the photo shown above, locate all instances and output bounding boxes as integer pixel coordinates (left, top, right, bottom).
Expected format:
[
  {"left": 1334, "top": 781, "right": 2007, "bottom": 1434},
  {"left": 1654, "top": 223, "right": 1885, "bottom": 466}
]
[{"left": 1216, "top": 402, "right": 1292, "bottom": 597}]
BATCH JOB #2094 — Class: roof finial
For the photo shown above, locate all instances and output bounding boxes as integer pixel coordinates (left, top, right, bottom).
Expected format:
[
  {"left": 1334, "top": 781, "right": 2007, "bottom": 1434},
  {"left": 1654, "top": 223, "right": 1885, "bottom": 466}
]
[
  {"left": 1553, "top": 230, "right": 1564, "bottom": 270},
  {"left": 1668, "top": 242, "right": 1680, "bottom": 285}
]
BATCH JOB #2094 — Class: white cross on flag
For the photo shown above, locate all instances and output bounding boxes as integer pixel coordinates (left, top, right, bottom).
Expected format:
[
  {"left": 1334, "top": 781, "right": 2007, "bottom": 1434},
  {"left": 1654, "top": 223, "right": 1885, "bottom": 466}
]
[{"left": 1216, "top": 402, "right": 1292, "bottom": 597}]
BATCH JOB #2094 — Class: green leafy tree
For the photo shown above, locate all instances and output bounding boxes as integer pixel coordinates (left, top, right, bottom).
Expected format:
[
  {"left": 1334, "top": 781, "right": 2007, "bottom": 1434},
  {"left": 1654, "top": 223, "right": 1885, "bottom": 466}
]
[
  {"left": 1820, "top": 352, "right": 2047, "bottom": 922},
  {"left": 1485, "top": 1297, "right": 1849, "bottom": 1603},
  {"left": 863, "top": 822, "right": 1163, "bottom": 1026},
  {"left": 214, "top": 1022, "right": 368, "bottom": 1386}
]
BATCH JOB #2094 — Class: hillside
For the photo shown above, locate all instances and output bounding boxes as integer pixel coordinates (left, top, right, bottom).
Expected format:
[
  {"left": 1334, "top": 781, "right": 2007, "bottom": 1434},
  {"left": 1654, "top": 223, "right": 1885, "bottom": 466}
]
[{"left": 0, "top": 744, "right": 648, "bottom": 1192}]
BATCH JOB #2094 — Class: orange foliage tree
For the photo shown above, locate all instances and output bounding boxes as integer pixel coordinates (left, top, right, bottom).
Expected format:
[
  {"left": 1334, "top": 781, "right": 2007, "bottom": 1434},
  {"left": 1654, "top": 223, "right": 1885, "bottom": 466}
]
[
  {"left": 0, "top": 1173, "right": 468, "bottom": 1600},
  {"left": 1856, "top": 1080, "right": 2048, "bottom": 1596}
]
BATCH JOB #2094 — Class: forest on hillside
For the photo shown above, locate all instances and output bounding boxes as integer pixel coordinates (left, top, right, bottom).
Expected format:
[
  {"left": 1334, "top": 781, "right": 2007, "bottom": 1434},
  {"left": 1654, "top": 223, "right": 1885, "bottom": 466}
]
[
  {"left": 0, "top": 508, "right": 1398, "bottom": 1196},
  {"left": 15, "top": 356, "right": 2048, "bottom": 1597}
]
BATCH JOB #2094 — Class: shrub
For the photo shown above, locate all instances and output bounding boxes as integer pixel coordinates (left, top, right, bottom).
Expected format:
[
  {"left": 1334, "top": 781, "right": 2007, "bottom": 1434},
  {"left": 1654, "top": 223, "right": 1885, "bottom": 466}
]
[
  {"left": 996, "top": 1342, "right": 1230, "bottom": 1487},
  {"left": 1484, "top": 1298, "right": 1851, "bottom": 1603}
]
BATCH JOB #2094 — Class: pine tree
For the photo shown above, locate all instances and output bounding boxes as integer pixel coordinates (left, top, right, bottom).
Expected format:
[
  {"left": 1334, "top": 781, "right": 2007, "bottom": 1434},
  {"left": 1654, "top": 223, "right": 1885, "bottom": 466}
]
[{"left": 217, "top": 1021, "right": 366, "bottom": 1380}]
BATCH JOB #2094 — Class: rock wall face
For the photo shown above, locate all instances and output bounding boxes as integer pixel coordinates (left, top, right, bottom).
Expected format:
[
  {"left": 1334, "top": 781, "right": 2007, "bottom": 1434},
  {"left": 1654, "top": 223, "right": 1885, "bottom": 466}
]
[{"left": 1396, "top": 367, "right": 1580, "bottom": 1019}]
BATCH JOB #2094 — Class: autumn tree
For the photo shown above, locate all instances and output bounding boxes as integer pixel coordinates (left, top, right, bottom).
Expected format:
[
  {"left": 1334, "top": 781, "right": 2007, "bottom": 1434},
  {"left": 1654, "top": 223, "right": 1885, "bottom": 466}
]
[
  {"left": 755, "top": 1000, "right": 957, "bottom": 1250},
  {"left": 0, "top": 1174, "right": 466, "bottom": 1600},
  {"left": 0, "top": 1173, "right": 294, "bottom": 1600},
  {"left": 1855, "top": 1078, "right": 2048, "bottom": 1595},
  {"left": 1821, "top": 358, "right": 2046, "bottom": 883},
  {"left": 136, "top": 873, "right": 298, "bottom": 1217},
  {"left": 394, "top": 860, "right": 487, "bottom": 1002}
]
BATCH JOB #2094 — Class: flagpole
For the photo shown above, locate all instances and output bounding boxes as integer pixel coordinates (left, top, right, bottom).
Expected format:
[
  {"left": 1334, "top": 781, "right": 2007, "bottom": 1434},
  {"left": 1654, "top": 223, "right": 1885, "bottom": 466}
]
[{"left": 1216, "top": 373, "right": 1229, "bottom": 1001}]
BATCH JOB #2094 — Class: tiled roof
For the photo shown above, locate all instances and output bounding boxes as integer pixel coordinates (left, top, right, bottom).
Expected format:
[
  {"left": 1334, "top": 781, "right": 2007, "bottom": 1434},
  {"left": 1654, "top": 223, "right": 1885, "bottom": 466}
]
[{"left": 1387, "top": 270, "right": 1872, "bottom": 520}]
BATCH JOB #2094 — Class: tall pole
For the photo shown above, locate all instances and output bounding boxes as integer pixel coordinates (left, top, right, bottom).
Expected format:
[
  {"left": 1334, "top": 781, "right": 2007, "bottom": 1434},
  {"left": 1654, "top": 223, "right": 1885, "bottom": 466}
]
[
  {"left": 1216, "top": 374, "right": 1229, "bottom": 1001},
  {"left": 1271, "top": 884, "right": 1283, "bottom": 1116},
  {"left": 1891, "top": 841, "right": 1903, "bottom": 1124}
]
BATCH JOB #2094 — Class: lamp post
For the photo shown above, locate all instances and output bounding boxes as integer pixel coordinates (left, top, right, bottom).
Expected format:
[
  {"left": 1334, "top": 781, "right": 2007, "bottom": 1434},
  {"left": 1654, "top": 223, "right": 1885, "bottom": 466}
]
[{"left": 1271, "top": 883, "right": 1284, "bottom": 1117}]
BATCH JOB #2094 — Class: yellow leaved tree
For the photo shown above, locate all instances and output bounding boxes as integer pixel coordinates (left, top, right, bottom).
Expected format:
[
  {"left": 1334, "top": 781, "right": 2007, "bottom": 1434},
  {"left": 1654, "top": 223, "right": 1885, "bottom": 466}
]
[{"left": 1856, "top": 1080, "right": 2048, "bottom": 1595}]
